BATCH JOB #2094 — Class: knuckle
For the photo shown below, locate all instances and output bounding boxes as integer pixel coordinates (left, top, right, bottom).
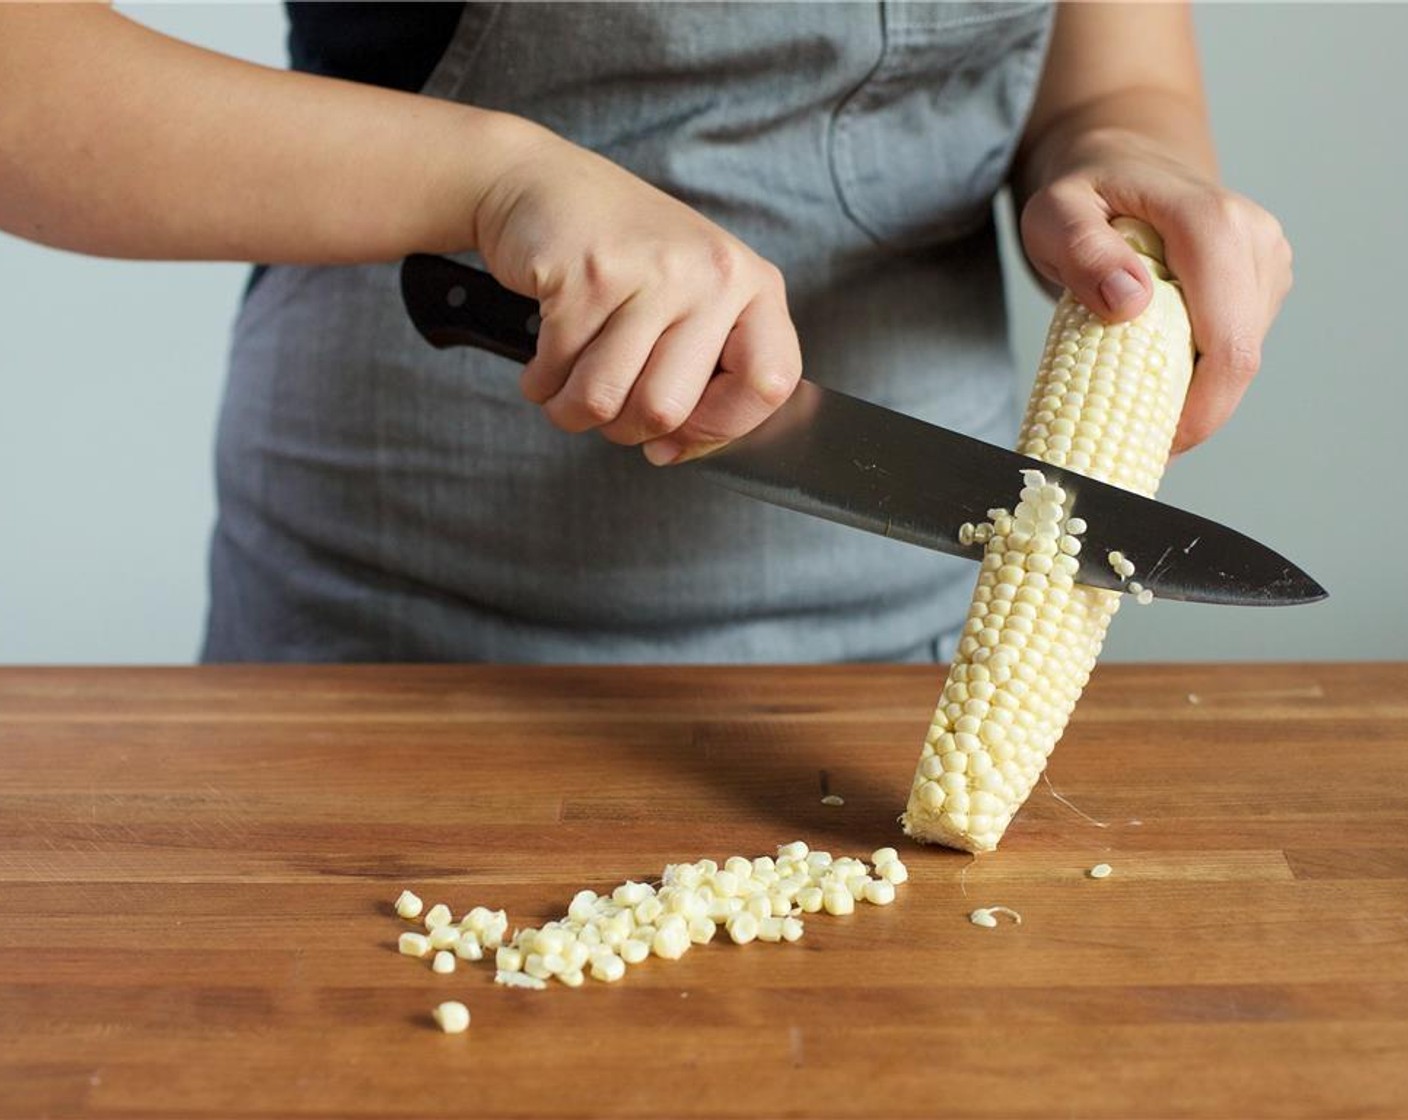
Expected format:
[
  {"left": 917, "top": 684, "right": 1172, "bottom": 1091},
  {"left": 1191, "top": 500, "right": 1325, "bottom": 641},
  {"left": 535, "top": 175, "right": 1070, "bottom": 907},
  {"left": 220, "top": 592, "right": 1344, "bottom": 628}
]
[
  {"left": 1020, "top": 178, "right": 1087, "bottom": 238},
  {"left": 1064, "top": 224, "right": 1115, "bottom": 275},
  {"left": 516, "top": 241, "right": 554, "bottom": 295},
  {"left": 520, "top": 369, "right": 554, "bottom": 405},
  {"left": 1219, "top": 337, "right": 1262, "bottom": 382},
  {"left": 1027, "top": 175, "right": 1084, "bottom": 218},
  {"left": 753, "top": 367, "right": 798, "bottom": 409},
  {"left": 759, "top": 260, "right": 788, "bottom": 297},
  {"left": 1208, "top": 191, "right": 1245, "bottom": 227},
  {"left": 675, "top": 419, "right": 728, "bottom": 449},
  {"left": 636, "top": 393, "right": 691, "bottom": 436},
  {"left": 1018, "top": 193, "right": 1057, "bottom": 244},
  {"left": 1203, "top": 191, "right": 1258, "bottom": 240},
  {"left": 578, "top": 386, "right": 626, "bottom": 425},
  {"left": 579, "top": 251, "right": 620, "bottom": 301},
  {"left": 550, "top": 382, "right": 625, "bottom": 430},
  {"left": 705, "top": 237, "right": 743, "bottom": 285},
  {"left": 1016, "top": 196, "right": 1045, "bottom": 243}
]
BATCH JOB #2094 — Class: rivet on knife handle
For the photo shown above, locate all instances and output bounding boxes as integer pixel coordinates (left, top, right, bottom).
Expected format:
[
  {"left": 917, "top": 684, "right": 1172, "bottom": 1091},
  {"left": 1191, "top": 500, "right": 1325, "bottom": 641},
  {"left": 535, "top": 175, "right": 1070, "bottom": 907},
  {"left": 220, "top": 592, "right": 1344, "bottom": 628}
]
[{"left": 399, "top": 254, "right": 540, "bottom": 363}]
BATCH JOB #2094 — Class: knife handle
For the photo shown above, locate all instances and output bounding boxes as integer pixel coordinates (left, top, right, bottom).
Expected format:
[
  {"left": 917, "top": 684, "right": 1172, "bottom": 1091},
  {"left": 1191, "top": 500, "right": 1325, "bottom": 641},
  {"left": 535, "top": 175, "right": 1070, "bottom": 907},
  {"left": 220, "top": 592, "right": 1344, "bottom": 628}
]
[{"left": 399, "top": 254, "right": 541, "bottom": 363}]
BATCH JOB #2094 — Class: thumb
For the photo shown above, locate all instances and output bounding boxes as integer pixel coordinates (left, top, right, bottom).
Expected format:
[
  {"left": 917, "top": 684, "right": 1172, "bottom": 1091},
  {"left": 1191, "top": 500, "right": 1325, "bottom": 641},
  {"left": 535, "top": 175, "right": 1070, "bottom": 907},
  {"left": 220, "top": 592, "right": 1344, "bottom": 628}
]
[{"left": 1020, "top": 185, "right": 1153, "bottom": 323}]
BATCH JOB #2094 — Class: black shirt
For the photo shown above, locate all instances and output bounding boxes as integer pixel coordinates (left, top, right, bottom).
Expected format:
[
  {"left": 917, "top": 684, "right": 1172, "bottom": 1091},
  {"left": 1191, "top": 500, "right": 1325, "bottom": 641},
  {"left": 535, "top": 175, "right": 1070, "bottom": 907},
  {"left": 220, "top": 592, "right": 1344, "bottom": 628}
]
[{"left": 285, "top": 2, "right": 465, "bottom": 92}]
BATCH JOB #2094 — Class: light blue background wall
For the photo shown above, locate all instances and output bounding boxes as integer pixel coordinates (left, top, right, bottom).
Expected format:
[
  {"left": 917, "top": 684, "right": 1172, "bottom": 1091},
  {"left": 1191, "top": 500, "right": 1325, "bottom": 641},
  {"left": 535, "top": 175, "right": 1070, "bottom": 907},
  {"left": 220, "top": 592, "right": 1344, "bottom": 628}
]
[{"left": 1, "top": 4, "right": 1402, "bottom": 663}]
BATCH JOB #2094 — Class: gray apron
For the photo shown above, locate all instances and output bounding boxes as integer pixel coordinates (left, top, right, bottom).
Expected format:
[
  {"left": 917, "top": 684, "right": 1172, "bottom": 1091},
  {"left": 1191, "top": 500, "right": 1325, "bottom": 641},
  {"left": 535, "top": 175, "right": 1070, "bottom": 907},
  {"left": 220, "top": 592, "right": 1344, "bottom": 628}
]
[{"left": 203, "top": 1, "right": 1054, "bottom": 663}]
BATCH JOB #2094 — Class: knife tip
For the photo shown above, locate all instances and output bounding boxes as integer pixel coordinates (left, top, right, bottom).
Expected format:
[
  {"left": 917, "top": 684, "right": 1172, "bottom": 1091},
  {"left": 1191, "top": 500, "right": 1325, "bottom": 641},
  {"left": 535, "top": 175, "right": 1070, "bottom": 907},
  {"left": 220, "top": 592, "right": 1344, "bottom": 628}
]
[{"left": 1272, "top": 566, "right": 1329, "bottom": 606}]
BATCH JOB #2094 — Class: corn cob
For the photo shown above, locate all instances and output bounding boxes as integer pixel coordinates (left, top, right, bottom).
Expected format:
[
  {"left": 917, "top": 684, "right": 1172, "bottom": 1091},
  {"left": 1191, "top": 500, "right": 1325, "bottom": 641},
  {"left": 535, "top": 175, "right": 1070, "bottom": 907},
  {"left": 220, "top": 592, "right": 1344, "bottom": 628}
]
[{"left": 901, "top": 218, "right": 1195, "bottom": 853}]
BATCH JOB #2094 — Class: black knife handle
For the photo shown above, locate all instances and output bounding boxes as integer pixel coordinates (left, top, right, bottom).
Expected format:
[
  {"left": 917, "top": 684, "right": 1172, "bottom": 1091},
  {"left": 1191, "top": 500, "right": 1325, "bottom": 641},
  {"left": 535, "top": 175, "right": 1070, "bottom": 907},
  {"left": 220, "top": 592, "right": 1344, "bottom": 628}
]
[{"left": 400, "top": 254, "right": 541, "bottom": 363}]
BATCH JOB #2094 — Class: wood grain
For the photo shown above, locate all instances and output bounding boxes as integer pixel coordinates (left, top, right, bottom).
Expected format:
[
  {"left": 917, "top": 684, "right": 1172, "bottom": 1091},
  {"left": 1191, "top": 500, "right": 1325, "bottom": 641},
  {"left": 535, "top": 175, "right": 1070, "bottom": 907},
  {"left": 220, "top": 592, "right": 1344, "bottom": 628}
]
[{"left": 1, "top": 663, "right": 1406, "bottom": 1119}]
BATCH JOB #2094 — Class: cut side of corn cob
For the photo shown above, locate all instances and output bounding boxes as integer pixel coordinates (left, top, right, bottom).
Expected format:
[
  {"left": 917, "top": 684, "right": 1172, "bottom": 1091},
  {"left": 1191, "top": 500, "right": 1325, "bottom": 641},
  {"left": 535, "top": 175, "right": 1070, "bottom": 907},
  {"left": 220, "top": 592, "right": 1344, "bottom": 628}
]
[{"left": 901, "top": 218, "right": 1195, "bottom": 853}]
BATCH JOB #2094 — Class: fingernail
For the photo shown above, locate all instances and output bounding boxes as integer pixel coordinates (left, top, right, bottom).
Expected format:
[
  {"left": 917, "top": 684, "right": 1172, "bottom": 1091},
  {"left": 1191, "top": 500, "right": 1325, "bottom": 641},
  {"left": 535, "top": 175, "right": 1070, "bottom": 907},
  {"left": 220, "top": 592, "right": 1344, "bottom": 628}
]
[
  {"left": 643, "top": 439, "right": 682, "bottom": 466},
  {"left": 1099, "top": 269, "right": 1144, "bottom": 311}
]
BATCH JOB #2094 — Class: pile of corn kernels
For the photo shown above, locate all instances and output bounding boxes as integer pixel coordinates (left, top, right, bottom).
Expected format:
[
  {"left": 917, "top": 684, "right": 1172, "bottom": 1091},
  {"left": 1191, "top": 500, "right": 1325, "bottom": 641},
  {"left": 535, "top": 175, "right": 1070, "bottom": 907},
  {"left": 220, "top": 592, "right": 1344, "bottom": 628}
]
[{"left": 394, "top": 840, "right": 908, "bottom": 1028}]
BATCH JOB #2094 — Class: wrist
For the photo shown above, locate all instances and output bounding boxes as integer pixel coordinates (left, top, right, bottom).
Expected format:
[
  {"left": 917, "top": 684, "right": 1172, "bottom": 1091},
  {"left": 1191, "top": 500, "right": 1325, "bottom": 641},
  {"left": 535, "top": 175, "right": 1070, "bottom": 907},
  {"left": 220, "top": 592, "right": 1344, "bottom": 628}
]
[
  {"left": 407, "top": 106, "right": 557, "bottom": 257},
  {"left": 1014, "top": 91, "right": 1217, "bottom": 207}
]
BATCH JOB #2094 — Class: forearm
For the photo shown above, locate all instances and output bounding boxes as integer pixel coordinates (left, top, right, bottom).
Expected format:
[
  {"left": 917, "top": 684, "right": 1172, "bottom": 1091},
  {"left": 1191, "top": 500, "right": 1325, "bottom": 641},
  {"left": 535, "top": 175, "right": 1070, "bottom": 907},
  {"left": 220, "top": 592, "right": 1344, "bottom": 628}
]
[
  {"left": 0, "top": 4, "right": 542, "bottom": 262},
  {"left": 1013, "top": 2, "right": 1217, "bottom": 208}
]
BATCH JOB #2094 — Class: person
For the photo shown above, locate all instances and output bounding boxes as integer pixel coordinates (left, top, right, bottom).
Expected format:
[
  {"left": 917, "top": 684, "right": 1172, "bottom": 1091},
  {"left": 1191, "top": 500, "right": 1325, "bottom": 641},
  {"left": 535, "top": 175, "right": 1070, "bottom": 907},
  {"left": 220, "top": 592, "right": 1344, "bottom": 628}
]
[{"left": 0, "top": 2, "right": 1291, "bottom": 663}]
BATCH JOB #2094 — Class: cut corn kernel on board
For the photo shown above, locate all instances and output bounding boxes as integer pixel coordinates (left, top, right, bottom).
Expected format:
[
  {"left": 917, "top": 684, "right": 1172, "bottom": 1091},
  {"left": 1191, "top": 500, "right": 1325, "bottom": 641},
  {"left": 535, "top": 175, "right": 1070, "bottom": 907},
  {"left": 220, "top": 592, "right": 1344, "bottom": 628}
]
[{"left": 3, "top": 664, "right": 1408, "bottom": 1119}]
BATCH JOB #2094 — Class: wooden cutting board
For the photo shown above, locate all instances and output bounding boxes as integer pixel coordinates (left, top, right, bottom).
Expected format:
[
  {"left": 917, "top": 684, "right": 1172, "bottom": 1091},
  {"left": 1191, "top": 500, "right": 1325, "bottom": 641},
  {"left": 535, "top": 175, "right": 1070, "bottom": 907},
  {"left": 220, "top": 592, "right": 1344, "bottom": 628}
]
[{"left": 1, "top": 663, "right": 1406, "bottom": 1119}]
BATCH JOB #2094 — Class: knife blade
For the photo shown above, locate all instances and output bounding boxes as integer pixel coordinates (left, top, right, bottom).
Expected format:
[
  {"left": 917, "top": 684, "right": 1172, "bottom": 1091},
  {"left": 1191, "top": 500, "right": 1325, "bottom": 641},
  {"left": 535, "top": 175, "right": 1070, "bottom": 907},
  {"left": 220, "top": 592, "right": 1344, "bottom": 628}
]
[{"left": 400, "top": 253, "right": 1327, "bottom": 607}]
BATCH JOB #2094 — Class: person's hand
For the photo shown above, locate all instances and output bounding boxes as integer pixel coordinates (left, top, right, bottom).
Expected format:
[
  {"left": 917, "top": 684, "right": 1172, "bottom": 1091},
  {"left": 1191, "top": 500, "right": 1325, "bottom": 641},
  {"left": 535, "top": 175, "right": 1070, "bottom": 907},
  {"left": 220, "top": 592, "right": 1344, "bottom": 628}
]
[
  {"left": 1018, "top": 129, "right": 1293, "bottom": 455},
  {"left": 470, "top": 125, "right": 802, "bottom": 465}
]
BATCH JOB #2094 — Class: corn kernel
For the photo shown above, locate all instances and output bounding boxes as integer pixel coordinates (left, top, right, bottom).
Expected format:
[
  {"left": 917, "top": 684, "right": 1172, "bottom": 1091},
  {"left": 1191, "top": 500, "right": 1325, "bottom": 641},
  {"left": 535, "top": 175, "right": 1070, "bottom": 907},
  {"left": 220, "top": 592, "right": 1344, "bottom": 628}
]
[
  {"left": 880, "top": 859, "right": 909, "bottom": 885},
  {"left": 463, "top": 906, "right": 493, "bottom": 932},
  {"left": 726, "top": 912, "right": 759, "bottom": 944},
  {"left": 494, "top": 970, "right": 547, "bottom": 991},
  {"left": 423, "top": 904, "right": 453, "bottom": 931},
  {"left": 455, "top": 932, "right": 483, "bottom": 961},
  {"left": 432, "top": 1000, "right": 470, "bottom": 1033},
  {"left": 394, "top": 890, "right": 423, "bottom": 921},
  {"left": 428, "top": 925, "right": 460, "bottom": 952},
  {"left": 688, "top": 915, "right": 716, "bottom": 944},
  {"left": 652, "top": 921, "right": 690, "bottom": 961},
  {"left": 478, "top": 911, "right": 509, "bottom": 950},
  {"left": 567, "top": 890, "right": 597, "bottom": 922},
  {"left": 565, "top": 941, "right": 591, "bottom": 971},
  {"left": 590, "top": 953, "right": 627, "bottom": 983},
  {"left": 970, "top": 905, "right": 1023, "bottom": 928},
  {"left": 864, "top": 880, "right": 896, "bottom": 906},
  {"left": 870, "top": 847, "right": 899, "bottom": 868},
  {"left": 612, "top": 881, "right": 653, "bottom": 907},
  {"left": 432, "top": 950, "right": 456, "bottom": 975},
  {"left": 398, "top": 932, "right": 431, "bottom": 959},
  {"left": 634, "top": 896, "right": 664, "bottom": 925},
  {"left": 777, "top": 841, "right": 809, "bottom": 861},
  {"left": 706, "top": 897, "right": 735, "bottom": 922},
  {"left": 620, "top": 938, "right": 650, "bottom": 965},
  {"left": 495, "top": 945, "right": 523, "bottom": 973}
]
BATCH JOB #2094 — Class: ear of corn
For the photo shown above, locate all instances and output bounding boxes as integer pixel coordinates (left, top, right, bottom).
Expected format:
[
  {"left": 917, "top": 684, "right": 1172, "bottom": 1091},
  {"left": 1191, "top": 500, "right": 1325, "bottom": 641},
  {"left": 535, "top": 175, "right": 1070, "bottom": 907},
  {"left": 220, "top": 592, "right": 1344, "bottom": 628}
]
[{"left": 901, "top": 219, "right": 1195, "bottom": 853}]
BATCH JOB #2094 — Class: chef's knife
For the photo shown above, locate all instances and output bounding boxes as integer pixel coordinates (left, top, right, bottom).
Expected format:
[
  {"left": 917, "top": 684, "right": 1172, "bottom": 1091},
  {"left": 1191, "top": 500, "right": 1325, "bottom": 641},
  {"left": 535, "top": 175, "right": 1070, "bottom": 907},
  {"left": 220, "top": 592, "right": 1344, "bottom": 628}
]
[{"left": 400, "top": 253, "right": 1326, "bottom": 607}]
